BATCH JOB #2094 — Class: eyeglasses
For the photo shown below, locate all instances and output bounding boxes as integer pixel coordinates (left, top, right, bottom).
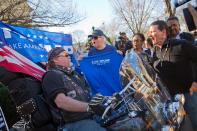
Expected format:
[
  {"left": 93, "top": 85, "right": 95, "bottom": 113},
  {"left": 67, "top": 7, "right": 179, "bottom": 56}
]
[
  {"left": 133, "top": 40, "right": 143, "bottom": 43},
  {"left": 57, "top": 53, "right": 69, "bottom": 58}
]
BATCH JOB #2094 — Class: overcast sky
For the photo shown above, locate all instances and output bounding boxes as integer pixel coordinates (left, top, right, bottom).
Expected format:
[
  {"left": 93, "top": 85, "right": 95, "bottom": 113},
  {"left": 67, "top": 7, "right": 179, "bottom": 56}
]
[{"left": 47, "top": 0, "right": 114, "bottom": 36}]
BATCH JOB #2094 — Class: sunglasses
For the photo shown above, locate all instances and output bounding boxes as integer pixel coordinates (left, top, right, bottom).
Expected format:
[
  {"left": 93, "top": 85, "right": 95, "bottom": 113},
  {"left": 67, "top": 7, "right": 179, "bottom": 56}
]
[
  {"left": 57, "top": 53, "right": 70, "bottom": 58},
  {"left": 92, "top": 36, "right": 101, "bottom": 40}
]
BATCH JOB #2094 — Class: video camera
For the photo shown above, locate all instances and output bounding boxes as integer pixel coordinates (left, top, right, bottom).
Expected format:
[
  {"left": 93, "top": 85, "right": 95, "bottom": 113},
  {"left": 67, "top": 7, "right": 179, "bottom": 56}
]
[{"left": 118, "top": 32, "right": 126, "bottom": 40}]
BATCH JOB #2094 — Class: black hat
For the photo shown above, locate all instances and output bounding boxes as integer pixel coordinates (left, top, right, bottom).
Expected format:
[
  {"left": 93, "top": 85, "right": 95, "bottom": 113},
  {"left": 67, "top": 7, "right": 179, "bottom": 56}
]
[{"left": 48, "top": 47, "right": 65, "bottom": 61}]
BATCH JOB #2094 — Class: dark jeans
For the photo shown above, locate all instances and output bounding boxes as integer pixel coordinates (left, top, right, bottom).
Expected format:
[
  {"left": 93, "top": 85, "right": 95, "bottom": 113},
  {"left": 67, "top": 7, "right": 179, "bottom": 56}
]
[
  {"left": 184, "top": 92, "right": 197, "bottom": 129},
  {"left": 58, "top": 119, "right": 106, "bottom": 131}
]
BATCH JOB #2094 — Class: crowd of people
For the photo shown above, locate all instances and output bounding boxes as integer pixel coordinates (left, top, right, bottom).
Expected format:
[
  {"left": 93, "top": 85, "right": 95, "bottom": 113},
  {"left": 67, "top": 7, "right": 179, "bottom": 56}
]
[
  {"left": 1, "top": 15, "right": 197, "bottom": 131},
  {"left": 40, "top": 16, "right": 197, "bottom": 131}
]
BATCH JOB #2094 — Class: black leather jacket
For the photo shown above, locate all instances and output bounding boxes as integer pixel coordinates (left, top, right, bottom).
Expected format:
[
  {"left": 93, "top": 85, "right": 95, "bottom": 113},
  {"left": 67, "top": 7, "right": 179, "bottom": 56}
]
[{"left": 153, "top": 39, "right": 197, "bottom": 96}]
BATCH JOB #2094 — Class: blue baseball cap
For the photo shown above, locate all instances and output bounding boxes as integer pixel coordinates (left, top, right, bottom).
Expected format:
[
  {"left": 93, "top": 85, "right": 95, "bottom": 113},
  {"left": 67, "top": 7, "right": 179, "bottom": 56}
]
[{"left": 88, "top": 29, "right": 104, "bottom": 37}]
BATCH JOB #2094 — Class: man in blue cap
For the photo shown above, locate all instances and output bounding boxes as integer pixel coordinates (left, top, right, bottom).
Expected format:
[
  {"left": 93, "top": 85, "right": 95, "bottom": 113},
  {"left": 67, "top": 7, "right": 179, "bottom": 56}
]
[{"left": 88, "top": 29, "right": 116, "bottom": 56}]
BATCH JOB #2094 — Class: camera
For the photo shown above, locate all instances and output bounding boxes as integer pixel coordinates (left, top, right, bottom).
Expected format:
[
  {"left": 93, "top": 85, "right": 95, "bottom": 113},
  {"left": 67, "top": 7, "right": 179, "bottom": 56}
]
[
  {"left": 118, "top": 36, "right": 123, "bottom": 40},
  {"left": 118, "top": 32, "right": 126, "bottom": 40}
]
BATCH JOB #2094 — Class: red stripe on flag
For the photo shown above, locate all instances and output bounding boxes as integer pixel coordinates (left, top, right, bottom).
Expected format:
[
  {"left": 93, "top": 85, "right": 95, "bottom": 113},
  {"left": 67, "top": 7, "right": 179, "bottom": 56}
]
[{"left": 0, "top": 45, "right": 45, "bottom": 81}]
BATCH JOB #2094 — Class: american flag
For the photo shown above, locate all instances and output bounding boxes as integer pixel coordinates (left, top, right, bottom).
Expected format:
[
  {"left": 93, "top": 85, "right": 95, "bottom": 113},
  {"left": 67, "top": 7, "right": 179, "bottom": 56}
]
[
  {"left": 0, "top": 44, "right": 45, "bottom": 81},
  {"left": 0, "top": 21, "right": 73, "bottom": 81},
  {"left": 0, "top": 28, "right": 45, "bottom": 81}
]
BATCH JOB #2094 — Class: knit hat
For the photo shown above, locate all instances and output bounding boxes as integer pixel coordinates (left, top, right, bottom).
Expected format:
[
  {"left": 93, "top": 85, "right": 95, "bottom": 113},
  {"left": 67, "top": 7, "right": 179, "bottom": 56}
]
[{"left": 48, "top": 47, "right": 65, "bottom": 61}]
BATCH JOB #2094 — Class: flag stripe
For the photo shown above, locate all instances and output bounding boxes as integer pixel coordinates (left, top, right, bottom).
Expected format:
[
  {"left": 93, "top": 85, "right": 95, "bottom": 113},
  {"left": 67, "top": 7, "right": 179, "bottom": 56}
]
[{"left": 0, "top": 45, "right": 45, "bottom": 81}]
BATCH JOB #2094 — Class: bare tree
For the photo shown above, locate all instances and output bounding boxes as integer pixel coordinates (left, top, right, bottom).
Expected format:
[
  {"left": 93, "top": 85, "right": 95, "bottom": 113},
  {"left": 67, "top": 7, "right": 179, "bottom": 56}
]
[
  {"left": 163, "top": 0, "right": 176, "bottom": 18},
  {"left": 109, "top": 0, "right": 164, "bottom": 35},
  {"left": 162, "top": 0, "right": 194, "bottom": 31},
  {"left": 99, "top": 19, "right": 121, "bottom": 45},
  {"left": 0, "top": 0, "right": 85, "bottom": 28},
  {"left": 72, "top": 30, "right": 86, "bottom": 51},
  {"left": 0, "top": 0, "right": 32, "bottom": 27}
]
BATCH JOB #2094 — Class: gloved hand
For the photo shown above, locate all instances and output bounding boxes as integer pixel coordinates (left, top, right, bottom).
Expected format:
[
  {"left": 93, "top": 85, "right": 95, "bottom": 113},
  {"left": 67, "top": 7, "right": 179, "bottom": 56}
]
[{"left": 87, "top": 93, "right": 106, "bottom": 116}]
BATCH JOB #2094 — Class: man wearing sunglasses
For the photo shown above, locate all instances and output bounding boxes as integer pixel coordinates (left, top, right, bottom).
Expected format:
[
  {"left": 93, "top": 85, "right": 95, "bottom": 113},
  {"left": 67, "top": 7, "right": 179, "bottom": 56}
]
[
  {"left": 88, "top": 29, "right": 116, "bottom": 56},
  {"left": 42, "top": 47, "right": 106, "bottom": 131}
]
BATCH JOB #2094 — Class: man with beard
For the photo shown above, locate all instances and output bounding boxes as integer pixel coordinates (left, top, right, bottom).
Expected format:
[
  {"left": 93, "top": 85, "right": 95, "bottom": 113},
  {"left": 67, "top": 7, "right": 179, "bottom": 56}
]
[{"left": 149, "top": 20, "right": 197, "bottom": 129}]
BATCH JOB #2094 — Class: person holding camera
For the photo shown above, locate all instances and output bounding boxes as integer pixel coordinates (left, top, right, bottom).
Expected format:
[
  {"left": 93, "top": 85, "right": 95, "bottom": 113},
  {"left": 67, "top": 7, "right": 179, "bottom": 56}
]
[{"left": 115, "top": 32, "right": 132, "bottom": 56}]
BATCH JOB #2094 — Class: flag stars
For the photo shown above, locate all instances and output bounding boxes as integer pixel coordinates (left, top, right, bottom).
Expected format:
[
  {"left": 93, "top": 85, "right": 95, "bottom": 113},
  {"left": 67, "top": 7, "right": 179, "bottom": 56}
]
[
  {"left": 39, "top": 36, "right": 43, "bottom": 39},
  {"left": 39, "top": 44, "right": 43, "bottom": 47},
  {"left": 33, "top": 35, "right": 37, "bottom": 38},
  {"left": 44, "top": 37, "right": 48, "bottom": 40},
  {"left": 27, "top": 34, "right": 31, "bottom": 37}
]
